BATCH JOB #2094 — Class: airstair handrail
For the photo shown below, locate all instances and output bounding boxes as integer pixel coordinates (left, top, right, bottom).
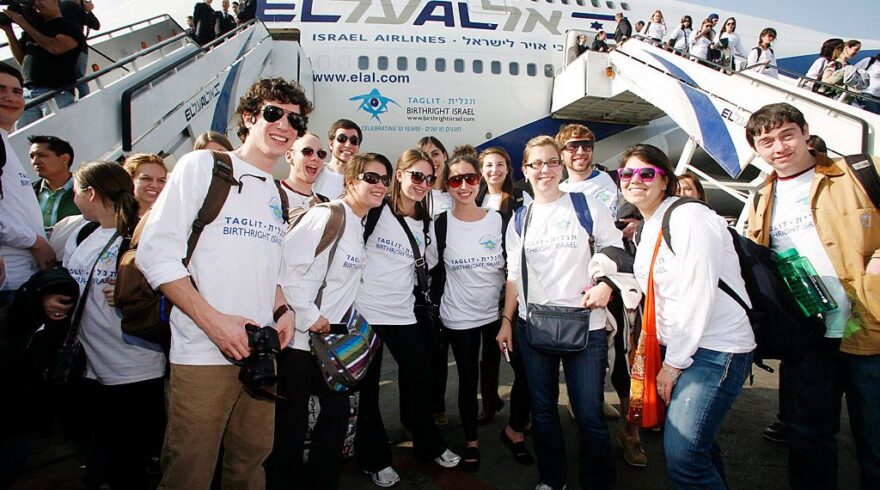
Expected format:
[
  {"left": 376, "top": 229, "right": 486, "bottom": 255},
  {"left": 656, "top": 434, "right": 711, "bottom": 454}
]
[
  {"left": 611, "top": 38, "right": 874, "bottom": 154},
  {"left": 120, "top": 20, "right": 266, "bottom": 151},
  {"left": 23, "top": 30, "right": 193, "bottom": 110},
  {"left": 0, "top": 14, "right": 172, "bottom": 51}
]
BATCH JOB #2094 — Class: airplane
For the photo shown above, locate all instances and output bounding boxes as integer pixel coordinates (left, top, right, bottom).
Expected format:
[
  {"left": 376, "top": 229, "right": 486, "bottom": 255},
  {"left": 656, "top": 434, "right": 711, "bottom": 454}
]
[{"left": 5, "top": 0, "right": 878, "bottom": 216}]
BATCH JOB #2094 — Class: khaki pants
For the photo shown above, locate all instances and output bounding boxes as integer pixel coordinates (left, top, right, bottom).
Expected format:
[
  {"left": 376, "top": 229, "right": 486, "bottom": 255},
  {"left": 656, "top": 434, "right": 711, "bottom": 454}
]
[{"left": 159, "top": 364, "right": 274, "bottom": 490}]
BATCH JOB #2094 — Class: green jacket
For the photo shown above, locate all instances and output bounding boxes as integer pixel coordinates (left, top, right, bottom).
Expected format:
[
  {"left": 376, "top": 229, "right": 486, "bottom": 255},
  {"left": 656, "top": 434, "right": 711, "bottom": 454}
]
[{"left": 32, "top": 179, "right": 79, "bottom": 230}]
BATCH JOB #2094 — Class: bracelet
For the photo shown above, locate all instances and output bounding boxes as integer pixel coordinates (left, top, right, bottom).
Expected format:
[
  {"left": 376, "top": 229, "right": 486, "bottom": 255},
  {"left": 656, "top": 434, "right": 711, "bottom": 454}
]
[
  {"left": 662, "top": 364, "right": 681, "bottom": 381},
  {"left": 273, "top": 304, "right": 291, "bottom": 323},
  {"left": 501, "top": 315, "right": 513, "bottom": 324}
]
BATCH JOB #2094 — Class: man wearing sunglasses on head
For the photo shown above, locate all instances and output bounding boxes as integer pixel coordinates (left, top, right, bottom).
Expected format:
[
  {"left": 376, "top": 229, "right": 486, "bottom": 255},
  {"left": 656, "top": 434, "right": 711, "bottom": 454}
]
[
  {"left": 314, "top": 119, "right": 363, "bottom": 200},
  {"left": 555, "top": 124, "right": 620, "bottom": 219},
  {"left": 280, "top": 132, "right": 330, "bottom": 209},
  {"left": 137, "top": 78, "right": 311, "bottom": 489}
]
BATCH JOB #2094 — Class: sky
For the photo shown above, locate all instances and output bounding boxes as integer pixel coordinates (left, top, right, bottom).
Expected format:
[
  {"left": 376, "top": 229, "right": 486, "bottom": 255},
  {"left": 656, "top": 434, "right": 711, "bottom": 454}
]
[{"left": 90, "top": 0, "right": 877, "bottom": 41}]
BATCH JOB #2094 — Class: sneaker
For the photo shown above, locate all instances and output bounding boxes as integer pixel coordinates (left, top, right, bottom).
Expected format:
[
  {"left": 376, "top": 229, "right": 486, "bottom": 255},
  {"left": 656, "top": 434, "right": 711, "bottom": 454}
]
[
  {"left": 433, "top": 412, "right": 449, "bottom": 426},
  {"left": 368, "top": 467, "right": 400, "bottom": 488},
  {"left": 434, "top": 449, "right": 461, "bottom": 468},
  {"left": 616, "top": 427, "right": 647, "bottom": 468},
  {"left": 535, "top": 484, "right": 567, "bottom": 490},
  {"left": 763, "top": 421, "right": 788, "bottom": 444},
  {"left": 603, "top": 401, "right": 621, "bottom": 420}
]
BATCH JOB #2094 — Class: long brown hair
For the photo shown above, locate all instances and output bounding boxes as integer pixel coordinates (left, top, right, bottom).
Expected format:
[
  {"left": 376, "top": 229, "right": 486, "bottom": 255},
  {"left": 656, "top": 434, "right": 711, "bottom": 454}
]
[
  {"left": 478, "top": 146, "right": 515, "bottom": 213},
  {"left": 392, "top": 149, "right": 432, "bottom": 221},
  {"left": 74, "top": 161, "right": 140, "bottom": 236}
]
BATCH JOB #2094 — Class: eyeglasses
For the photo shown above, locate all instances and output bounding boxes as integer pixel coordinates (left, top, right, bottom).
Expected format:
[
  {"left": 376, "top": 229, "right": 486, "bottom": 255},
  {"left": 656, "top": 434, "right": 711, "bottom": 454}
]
[
  {"left": 564, "top": 140, "right": 594, "bottom": 152},
  {"left": 726, "top": 21, "right": 735, "bottom": 25},
  {"left": 406, "top": 170, "right": 437, "bottom": 186},
  {"left": 358, "top": 172, "right": 390, "bottom": 186},
  {"left": 298, "top": 147, "right": 327, "bottom": 159},
  {"left": 524, "top": 158, "right": 562, "bottom": 170},
  {"left": 447, "top": 173, "right": 480, "bottom": 189},
  {"left": 261, "top": 105, "right": 308, "bottom": 135},
  {"left": 335, "top": 134, "right": 360, "bottom": 146},
  {"left": 617, "top": 167, "right": 667, "bottom": 182}
]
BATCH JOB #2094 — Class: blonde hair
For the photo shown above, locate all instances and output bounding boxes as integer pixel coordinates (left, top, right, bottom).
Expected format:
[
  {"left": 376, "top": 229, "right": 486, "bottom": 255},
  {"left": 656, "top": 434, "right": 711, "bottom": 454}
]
[
  {"left": 392, "top": 149, "right": 433, "bottom": 220},
  {"left": 123, "top": 153, "right": 167, "bottom": 178},
  {"left": 522, "top": 135, "right": 560, "bottom": 167}
]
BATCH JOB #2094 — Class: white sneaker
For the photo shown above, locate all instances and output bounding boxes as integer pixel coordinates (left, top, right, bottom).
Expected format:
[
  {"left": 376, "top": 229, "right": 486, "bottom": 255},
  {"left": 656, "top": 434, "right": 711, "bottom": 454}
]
[
  {"left": 369, "top": 466, "right": 400, "bottom": 488},
  {"left": 434, "top": 448, "right": 461, "bottom": 468}
]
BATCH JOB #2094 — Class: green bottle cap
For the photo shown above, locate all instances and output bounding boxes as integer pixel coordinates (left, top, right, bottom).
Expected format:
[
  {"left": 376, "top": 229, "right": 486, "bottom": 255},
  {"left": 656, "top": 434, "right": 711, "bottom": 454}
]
[{"left": 777, "top": 248, "right": 800, "bottom": 260}]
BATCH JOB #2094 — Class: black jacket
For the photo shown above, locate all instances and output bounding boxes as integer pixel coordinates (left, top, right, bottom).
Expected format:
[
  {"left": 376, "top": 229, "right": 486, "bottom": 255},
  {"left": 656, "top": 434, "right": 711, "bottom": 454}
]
[{"left": 614, "top": 17, "right": 632, "bottom": 43}]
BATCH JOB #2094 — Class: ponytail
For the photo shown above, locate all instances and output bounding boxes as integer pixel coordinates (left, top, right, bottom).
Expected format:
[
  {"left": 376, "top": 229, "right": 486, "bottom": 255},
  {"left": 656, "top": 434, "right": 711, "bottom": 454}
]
[{"left": 74, "top": 161, "right": 139, "bottom": 236}]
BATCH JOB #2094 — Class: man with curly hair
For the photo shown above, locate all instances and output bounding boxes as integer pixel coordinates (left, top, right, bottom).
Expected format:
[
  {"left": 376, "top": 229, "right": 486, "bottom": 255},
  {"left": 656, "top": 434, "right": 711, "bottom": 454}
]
[{"left": 137, "top": 77, "right": 312, "bottom": 488}]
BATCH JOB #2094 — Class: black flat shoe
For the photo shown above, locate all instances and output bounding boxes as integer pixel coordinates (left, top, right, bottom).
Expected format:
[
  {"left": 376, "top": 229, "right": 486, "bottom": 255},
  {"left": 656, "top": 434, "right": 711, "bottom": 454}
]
[
  {"left": 500, "top": 429, "right": 534, "bottom": 465},
  {"left": 477, "top": 399, "right": 505, "bottom": 425},
  {"left": 461, "top": 446, "right": 480, "bottom": 473}
]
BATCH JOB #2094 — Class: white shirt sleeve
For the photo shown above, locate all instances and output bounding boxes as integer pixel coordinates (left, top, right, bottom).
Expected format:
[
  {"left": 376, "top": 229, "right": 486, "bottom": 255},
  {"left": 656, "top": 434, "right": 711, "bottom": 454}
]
[
  {"left": 746, "top": 47, "right": 760, "bottom": 67},
  {"left": 732, "top": 34, "right": 747, "bottom": 58},
  {"left": 280, "top": 206, "right": 332, "bottom": 333},
  {"left": 663, "top": 204, "right": 725, "bottom": 369},
  {"left": 136, "top": 151, "right": 213, "bottom": 289},
  {"left": 0, "top": 218, "right": 37, "bottom": 250},
  {"left": 426, "top": 218, "right": 438, "bottom": 270},
  {"left": 505, "top": 213, "right": 523, "bottom": 284},
  {"left": 588, "top": 198, "right": 624, "bottom": 250}
]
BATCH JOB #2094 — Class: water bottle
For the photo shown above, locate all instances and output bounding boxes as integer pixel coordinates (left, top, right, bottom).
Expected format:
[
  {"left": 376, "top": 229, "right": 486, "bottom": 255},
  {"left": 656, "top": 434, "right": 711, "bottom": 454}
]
[{"left": 775, "top": 248, "right": 838, "bottom": 318}]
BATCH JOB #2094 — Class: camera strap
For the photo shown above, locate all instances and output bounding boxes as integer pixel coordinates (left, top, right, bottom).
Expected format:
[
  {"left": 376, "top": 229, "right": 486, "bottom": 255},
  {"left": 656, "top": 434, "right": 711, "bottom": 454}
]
[{"left": 393, "top": 212, "right": 433, "bottom": 306}]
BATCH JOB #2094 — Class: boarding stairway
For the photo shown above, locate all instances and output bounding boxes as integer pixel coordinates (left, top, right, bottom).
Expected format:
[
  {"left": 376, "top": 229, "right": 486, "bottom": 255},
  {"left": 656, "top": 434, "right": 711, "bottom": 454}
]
[
  {"left": 7, "top": 16, "right": 312, "bottom": 169},
  {"left": 551, "top": 37, "right": 880, "bottom": 222}
]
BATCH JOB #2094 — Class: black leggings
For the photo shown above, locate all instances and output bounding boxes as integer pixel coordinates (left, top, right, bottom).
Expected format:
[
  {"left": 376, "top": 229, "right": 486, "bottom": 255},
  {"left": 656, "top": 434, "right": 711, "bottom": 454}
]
[{"left": 444, "top": 325, "right": 484, "bottom": 441}]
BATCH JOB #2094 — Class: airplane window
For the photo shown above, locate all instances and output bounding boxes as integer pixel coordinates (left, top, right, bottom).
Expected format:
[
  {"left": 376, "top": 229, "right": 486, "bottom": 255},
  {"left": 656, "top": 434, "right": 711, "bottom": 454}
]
[
  {"left": 527, "top": 63, "right": 537, "bottom": 76},
  {"left": 435, "top": 58, "right": 446, "bottom": 72},
  {"left": 544, "top": 64, "right": 554, "bottom": 77},
  {"left": 454, "top": 59, "right": 465, "bottom": 73},
  {"left": 509, "top": 62, "right": 520, "bottom": 76},
  {"left": 491, "top": 61, "right": 502, "bottom": 75},
  {"left": 606, "top": 1, "right": 615, "bottom": 8},
  {"left": 561, "top": 0, "right": 569, "bottom": 4},
  {"left": 416, "top": 57, "right": 427, "bottom": 71},
  {"left": 358, "top": 56, "right": 369, "bottom": 70},
  {"left": 397, "top": 57, "right": 408, "bottom": 70},
  {"left": 576, "top": 0, "right": 586, "bottom": 5},
  {"left": 377, "top": 56, "right": 389, "bottom": 71},
  {"left": 621, "top": 2, "right": 630, "bottom": 9},
  {"left": 473, "top": 60, "right": 484, "bottom": 73},
  {"left": 591, "top": 0, "right": 599, "bottom": 7}
]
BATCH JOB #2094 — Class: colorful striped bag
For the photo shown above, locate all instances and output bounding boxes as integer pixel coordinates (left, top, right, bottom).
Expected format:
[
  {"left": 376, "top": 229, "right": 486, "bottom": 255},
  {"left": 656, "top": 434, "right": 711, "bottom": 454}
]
[{"left": 310, "top": 309, "right": 381, "bottom": 392}]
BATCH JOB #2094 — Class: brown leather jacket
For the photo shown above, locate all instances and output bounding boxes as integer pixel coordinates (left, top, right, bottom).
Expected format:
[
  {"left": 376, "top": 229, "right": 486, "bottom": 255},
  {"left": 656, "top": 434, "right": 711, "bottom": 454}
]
[{"left": 746, "top": 153, "right": 880, "bottom": 355}]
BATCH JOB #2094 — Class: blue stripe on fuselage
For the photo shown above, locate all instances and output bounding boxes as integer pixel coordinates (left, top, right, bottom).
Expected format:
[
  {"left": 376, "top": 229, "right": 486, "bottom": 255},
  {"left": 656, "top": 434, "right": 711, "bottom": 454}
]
[{"left": 210, "top": 32, "right": 255, "bottom": 134}]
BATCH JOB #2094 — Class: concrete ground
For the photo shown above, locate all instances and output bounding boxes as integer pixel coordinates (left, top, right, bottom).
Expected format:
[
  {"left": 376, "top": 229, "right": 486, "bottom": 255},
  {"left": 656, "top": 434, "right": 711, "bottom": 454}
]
[{"left": 13, "top": 356, "right": 857, "bottom": 489}]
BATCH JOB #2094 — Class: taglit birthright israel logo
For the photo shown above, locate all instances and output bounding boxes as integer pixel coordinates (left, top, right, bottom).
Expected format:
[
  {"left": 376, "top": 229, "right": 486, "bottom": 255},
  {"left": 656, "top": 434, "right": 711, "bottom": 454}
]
[{"left": 350, "top": 88, "right": 400, "bottom": 122}]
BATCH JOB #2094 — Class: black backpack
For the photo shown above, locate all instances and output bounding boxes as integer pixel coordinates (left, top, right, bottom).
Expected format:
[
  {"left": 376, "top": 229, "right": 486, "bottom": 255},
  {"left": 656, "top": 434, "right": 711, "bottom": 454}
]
[{"left": 658, "top": 198, "right": 824, "bottom": 368}]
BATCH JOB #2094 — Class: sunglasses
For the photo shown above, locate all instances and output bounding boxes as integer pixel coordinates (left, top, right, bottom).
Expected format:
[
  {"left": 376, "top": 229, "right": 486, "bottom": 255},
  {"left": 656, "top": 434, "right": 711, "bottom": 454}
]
[
  {"left": 298, "top": 147, "right": 327, "bottom": 159},
  {"left": 335, "top": 134, "right": 360, "bottom": 146},
  {"left": 524, "top": 158, "right": 563, "bottom": 170},
  {"left": 447, "top": 173, "right": 480, "bottom": 189},
  {"left": 406, "top": 170, "right": 437, "bottom": 186},
  {"left": 261, "top": 105, "right": 308, "bottom": 134},
  {"left": 358, "top": 171, "right": 390, "bottom": 186},
  {"left": 564, "top": 140, "right": 594, "bottom": 152},
  {"left": 617, "top": 167, "right": 667, "bottom": 182}
]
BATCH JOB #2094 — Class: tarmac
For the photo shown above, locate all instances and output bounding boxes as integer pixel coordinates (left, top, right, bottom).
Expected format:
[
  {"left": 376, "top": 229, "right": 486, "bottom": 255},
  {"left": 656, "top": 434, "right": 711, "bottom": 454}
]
[{"left": 12, "top": 355, "right": 858, "bottom": 489}]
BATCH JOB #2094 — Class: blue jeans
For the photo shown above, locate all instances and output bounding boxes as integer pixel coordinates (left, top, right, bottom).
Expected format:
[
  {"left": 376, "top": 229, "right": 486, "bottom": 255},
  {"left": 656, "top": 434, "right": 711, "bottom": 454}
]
[
  {"left": 785, "top": 337, "right": 880, "bottom": 490},
  {"left": 75, "top": 50, "right": 90, "bottom": 98},
  {"left": 518, "top": 320, "right": 614, "bottom": 490},
  {"left": 18, "top": 87, "right": 75, "bottom": 129},
  {"left": 663, "top": 347, "right": 752, "bottom": 490}
]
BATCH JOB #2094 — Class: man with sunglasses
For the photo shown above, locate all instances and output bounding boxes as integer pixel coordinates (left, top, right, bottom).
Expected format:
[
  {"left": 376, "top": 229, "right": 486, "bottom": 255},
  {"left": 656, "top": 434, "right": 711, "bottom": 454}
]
[
  {"left": 556, "top": 124, "right": 620, "bottom": 219},
  {"left": 281, "top": 132, "right": 329, "bottom": 208},
  {"left": 314, "top": 119, "right": 362, "bottom": 200},
  {"left": 137, "top": 78, "right": 312, "bottom": 489}
]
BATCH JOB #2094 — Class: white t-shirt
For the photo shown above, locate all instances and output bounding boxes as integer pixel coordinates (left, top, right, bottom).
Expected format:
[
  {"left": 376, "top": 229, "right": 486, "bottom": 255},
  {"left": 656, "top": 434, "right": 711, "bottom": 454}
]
[
  {"left": 855, "top": 57, "right": 880, "bottom": 97},
  {"left": 480, "top": 193, "right": 503, "bottom": 212},
  {"left": 642, "top": 22, "right": 666, "bottom": 41},
  {"left": 49, "top": 215, "right": 85, "bottom": 261},
  {"left": 64, "top": 225, "right": 165, "bottom": 385},
  {"left": 437, "top": 211, "right": 505, "bottom": 330},
  {"left": 313, "top": 167, "right": 345, "bottom": 200},
  {"left": 669, "top": 27, "right": 691, "bottom": 52},
  {"left": 432, "top": 189, "right": 454, "bottom": 217},
  {"left": 0, "top": 130, "right": 44, "bottom": 290},
  {"left": 281, "top": 202, "right": 366, "bottom": 351},
  {"left": 715, "top": 31, "right": 748, "bottom": 59},
  {"left": 137, "top": 150, "right": 287, "bottom": 365},
  {"left": 281, "top": 183, "right": 316, "bottom": 210},
  {"left": 505, "top": 193, "right": 623, "bottom": 331},
  {"left": 747, "top": 46, "right": 778, "bottom": 78},
  {"left": 356, "top": 206, "right": 437, "bottom": 325},
  {"left": 769, "top": 170, "right": 852, "bottom": 338},
  {"left": 689, "top": 32, "right": 713, "bottom": 59},
  {"left": 559, "top": 170, "right": 620, "bottom": 219},
  {"left": 634, "top": 197, "right": 755, "bottom": 369}
]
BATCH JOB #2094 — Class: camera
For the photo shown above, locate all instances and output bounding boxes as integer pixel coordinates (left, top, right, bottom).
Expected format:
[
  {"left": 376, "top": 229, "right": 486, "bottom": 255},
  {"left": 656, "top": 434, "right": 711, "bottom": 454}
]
[
  {"left": 0, "top": 0, "right": 36, "bottom": 27},
  {"left": 238, "top": 324, "right": 281, "bottom": 390}
]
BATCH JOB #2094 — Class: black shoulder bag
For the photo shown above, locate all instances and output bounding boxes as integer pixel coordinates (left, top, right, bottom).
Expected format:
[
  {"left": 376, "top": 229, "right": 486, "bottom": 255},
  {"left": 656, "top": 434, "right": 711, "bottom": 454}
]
[
  {"left": 520, "top": 204, "right": 591, "bottom": 356},
  {"left": 392, "top": 212, "right": 441, "bottom": 328},
  {"left": 46, "top": 230, "right": 120, "bottom": 384}
]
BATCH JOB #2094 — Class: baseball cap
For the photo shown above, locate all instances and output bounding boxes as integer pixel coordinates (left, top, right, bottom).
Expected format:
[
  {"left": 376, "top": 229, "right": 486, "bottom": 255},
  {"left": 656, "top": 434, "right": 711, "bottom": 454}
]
[{"left": 708, "top": 13, "right": 719, "bottom": 20}]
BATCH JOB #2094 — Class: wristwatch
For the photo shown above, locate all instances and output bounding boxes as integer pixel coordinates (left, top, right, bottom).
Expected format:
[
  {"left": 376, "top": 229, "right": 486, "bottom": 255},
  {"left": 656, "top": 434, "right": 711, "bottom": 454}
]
[{"left": 273, "top": 304, "right": 291, "bottom": 323}]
